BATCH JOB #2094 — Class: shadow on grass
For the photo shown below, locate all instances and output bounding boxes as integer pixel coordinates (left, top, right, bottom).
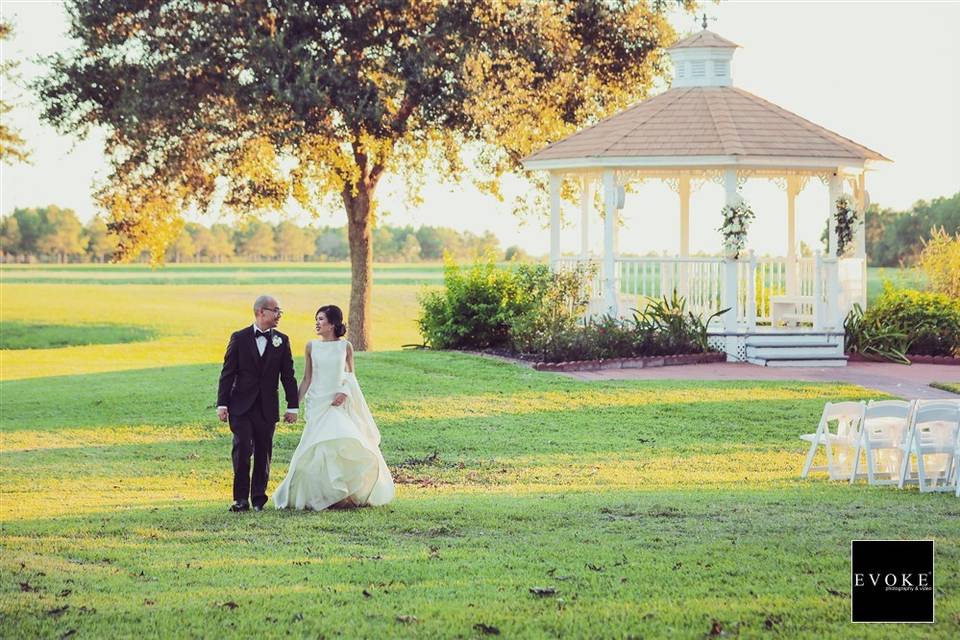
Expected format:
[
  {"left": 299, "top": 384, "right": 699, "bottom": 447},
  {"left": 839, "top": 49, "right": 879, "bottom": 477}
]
[
  {"left": 0, "top": 351, "right": 880, "bottom": 434},
  {"left": 0, "top": 321, "right": 158, "bottom": 350}
]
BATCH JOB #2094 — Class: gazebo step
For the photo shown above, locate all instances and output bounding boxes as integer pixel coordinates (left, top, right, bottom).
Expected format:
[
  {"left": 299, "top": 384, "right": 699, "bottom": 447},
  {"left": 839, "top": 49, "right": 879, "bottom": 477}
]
[
  {"left": 747, "top": 356, "right": 848, "bottom": 368},
  {"left": 745, "top": 333, "right": 844, "bottom": 347},
  {"left": 747, "top": 344, "right": 844, "bottom": 359}
]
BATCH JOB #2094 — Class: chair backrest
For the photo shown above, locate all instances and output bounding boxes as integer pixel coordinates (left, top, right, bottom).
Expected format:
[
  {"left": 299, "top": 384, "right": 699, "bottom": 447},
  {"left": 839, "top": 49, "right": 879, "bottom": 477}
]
[
  {"left": 864, "top": 400, "right": 911, "bottom": 421},
  {"left": 820, "top": 401, "right": 866, "bottom": 437},
  {"left": 914, "top": 402, "right": 960, "bottom": 425},
  {"left": 912, "top": 402, "right": 960, "bottom": 446}
]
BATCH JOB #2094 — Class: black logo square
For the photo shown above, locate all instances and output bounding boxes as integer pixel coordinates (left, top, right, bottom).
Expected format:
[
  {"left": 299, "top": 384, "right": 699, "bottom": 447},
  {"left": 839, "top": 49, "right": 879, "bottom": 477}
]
[{"left": 851, "top": 540, "right": 934, "bottom": 623}]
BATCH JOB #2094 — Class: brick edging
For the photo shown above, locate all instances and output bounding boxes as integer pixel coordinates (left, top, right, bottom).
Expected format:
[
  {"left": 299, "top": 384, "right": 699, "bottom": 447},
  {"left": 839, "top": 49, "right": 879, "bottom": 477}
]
[
  {"left": 846, "top": 352, "right": 960, "bottom": 366},
  {"left": 532, "top": 351, "right": 726, "bottom": 372}
]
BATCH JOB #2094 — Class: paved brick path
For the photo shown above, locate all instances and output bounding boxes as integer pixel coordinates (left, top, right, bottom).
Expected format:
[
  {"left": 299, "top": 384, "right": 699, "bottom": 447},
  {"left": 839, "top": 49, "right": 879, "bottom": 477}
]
[{"left": 561, "top": 362, "right": 960, "bottom": 400}]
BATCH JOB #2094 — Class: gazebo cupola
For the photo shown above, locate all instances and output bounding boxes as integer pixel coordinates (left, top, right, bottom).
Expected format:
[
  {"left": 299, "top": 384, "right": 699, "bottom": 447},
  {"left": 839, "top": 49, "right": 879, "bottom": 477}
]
[{"left": 669, "top": 29, "right": 739, "bottom": 88}]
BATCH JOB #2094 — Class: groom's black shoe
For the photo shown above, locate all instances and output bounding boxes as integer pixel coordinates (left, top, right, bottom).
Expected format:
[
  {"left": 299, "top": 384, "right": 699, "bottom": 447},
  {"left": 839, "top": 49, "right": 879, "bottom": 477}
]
[
  {"left": 253, "top": 504, "right": 264, "bottom": 512},
  {"left": 229, "top": 500, "right": 250, "bottom": 512}
]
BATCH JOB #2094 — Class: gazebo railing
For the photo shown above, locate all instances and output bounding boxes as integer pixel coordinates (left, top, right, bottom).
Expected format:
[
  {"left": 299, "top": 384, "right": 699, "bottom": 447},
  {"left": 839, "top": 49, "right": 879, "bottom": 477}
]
[
  {"left": 556, "top": 253, "right": 860, "bottom": 331},
  {"left": 616, "top": 256, "right": 725, "bottom": 319},
  {"left": 555, "top": 256, "right": 604, "bottom": 297},
  {"left": 737, "top": 255, "right": 819, "bottom": 326}
]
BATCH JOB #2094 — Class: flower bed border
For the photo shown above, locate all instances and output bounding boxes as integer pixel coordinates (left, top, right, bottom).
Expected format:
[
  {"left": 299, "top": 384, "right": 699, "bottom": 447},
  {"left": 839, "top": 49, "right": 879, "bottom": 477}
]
[
  {"left": 847, "top": 352, "right": 960, "bottom": 366},
  {"left": 532, "top": 351, "right": 726, "bottom": 372}
]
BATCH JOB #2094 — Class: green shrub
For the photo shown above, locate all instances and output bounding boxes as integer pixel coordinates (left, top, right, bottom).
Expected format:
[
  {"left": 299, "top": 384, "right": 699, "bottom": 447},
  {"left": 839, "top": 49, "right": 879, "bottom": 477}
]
[
  {"left": 418, "top": 257, "right": 525, "bottom": 349},
  {"left": 631, "top": 292, "right": 727, "bottom": 356},
  {"left": 508, "top": 264, "right": 594, "bottom": 356},
  {"left": 418, "top": 257, "right": 729, "bottom": 362},
  {"left": 418, "top": 256, "right": 587, "bottom": 350},
  {"left": 843, "top": 303, "right": 911, "bottom": 364},
  {"left": 918, "top": 227, "right": 960, "bottom": 299},
  {"left": 845, "top": 285, "right": 960, "bottom": 359}
]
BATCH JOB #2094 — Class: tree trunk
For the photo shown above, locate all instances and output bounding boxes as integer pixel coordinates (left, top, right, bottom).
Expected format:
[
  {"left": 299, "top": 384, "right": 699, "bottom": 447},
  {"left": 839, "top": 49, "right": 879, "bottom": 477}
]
[{"left": 344, "top": 184, "right": 374, "bottom": 351}]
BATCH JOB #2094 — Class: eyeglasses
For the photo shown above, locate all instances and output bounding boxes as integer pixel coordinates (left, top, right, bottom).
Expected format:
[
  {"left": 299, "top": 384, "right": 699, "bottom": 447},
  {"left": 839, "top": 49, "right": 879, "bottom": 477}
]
[{"left": 263, "top": 307, "right": 282, "bottom": 314}]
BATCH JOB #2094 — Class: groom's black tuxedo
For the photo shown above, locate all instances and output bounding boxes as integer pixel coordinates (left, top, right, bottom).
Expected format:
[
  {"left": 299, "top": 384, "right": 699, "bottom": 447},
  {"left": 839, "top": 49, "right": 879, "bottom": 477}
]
[
  {"left": 217, "top": 325, "right": 298, "bottom": 422},
  {"left": 217, "top": 325, "right": 298, "bottom": 508}
]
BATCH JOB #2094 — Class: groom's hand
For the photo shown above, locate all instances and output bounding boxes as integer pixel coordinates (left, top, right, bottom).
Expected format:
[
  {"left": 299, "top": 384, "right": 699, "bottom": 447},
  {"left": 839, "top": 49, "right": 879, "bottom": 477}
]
[
  {"left": 283, "top": 411, "right": 297, "bottom": 424},
  {"left": 331, "top": 393, "right": 347, "bottom": 407},
  {"left": 217, "top": 407, "right": 229, "bottom": 422}
]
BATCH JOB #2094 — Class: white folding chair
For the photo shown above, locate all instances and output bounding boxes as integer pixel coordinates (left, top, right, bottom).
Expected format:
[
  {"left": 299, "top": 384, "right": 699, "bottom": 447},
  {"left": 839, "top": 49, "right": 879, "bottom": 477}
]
[
  {"left": 849, "top": 400, "right": 913, "bottom": 486},
  {"left": 800, "top": 401, "right": 866, "bottom": 480},
  {"left": 897, "top": 400, "right": 960, "bottom": 492}
]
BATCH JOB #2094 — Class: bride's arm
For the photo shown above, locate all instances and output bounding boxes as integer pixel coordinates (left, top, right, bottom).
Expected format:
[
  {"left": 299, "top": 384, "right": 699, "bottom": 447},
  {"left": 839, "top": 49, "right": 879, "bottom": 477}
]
[
  {"left": 345, "top": 341, "right": 354, "bottom": 373},
  {"left": 297, "top": 342, "right": 313, "bottom": 406}
]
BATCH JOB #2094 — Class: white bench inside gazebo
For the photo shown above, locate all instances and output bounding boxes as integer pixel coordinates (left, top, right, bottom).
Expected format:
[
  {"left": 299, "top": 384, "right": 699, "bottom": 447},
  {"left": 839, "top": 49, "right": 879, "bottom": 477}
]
[{"left": 522, "top": 27, "right": 889, "bottom": 367}]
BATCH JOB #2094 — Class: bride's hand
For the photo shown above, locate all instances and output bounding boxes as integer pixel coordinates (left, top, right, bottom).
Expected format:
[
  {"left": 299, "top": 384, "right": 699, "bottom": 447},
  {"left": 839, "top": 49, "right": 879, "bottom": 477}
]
[{"left": 331, "top": 393, "right": 347, "bottom": 407}]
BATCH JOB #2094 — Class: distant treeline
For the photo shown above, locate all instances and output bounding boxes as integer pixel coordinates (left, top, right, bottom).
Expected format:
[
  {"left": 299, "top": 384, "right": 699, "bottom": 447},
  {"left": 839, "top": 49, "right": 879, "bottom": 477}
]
[
  {"left": 866, "top": 192, "right": 960, "bottom": 266},
  {"left": 0, "top": 206, "right": 531, "bottom": 263}
]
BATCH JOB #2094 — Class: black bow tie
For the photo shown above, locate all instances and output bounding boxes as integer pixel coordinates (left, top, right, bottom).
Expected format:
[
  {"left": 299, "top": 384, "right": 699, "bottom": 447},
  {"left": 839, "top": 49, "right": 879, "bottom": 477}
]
[{"left": 255, "top": 329, "right": 271, "bottom": 338}]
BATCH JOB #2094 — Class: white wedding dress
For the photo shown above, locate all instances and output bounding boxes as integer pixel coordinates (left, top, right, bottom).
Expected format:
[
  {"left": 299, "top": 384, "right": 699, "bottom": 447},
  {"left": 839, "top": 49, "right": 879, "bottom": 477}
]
[{"left": 273, "top": 339, "right": 394, "bottom": 510}]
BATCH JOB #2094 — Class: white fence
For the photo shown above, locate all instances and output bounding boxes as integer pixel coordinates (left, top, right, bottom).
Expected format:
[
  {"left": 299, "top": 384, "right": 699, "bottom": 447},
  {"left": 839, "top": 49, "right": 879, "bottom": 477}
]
[{"left": 556, "top": 253, "right": 866, "bottom": 330}]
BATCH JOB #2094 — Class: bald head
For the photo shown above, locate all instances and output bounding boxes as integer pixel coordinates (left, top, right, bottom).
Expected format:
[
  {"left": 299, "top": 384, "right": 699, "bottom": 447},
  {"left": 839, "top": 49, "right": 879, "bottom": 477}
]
[{"left": 253, "top": 295, "right": 282, "bottom": 330}]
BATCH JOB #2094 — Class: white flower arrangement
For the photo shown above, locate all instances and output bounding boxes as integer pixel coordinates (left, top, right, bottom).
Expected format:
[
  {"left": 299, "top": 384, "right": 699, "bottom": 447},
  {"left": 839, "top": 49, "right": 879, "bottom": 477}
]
[
  {"left": 834, "top": 194, "right": 860, "bottom": 256},
  {"left": 718, "top": 199, "right": 755, "bottom": 259},
  {"left": 272, "top": 334, "right": 283, "bottom": 348}
]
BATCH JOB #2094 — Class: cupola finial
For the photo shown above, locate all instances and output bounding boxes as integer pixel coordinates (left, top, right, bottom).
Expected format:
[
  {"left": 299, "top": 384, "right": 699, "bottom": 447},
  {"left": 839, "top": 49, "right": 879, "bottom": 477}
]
[{"left": 702, "top": 13, "right": 708, "bottom": 30}]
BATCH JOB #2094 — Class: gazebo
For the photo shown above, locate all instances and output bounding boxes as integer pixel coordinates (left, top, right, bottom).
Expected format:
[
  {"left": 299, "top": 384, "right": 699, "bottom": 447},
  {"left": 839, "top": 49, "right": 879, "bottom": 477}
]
[{"left": 522, "top": 26, "right": 890, "bottom": 366}]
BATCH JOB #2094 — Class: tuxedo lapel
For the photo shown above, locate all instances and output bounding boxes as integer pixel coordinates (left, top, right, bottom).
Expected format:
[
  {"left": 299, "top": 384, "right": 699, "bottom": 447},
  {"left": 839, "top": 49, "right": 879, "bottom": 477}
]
[
  {"left": 248, "top": 326, "right": 263, "bottom": 370},
  {"left": 262, "top": 332, "right": 276, "bottom": 367}
]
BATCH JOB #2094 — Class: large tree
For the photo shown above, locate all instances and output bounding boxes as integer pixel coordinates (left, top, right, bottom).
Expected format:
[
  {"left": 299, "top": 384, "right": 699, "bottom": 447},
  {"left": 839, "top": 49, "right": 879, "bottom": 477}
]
[{"left": 37, "top": 0, "right": 690, "bottom": 349}]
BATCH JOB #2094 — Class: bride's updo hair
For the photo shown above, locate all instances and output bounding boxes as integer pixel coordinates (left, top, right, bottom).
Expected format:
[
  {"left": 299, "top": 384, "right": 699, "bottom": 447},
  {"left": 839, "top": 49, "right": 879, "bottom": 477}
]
[{"left": 316, "top": 304, "right": 347, "bottom": 338}]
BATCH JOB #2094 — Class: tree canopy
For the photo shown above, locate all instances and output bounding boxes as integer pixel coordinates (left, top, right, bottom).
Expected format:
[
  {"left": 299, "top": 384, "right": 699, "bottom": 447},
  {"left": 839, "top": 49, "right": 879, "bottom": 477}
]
[
  {"left": 1, "top": 19, "right": 30, "bottom": 165},
  {"left": 37, "top": 0, "right": 691, "bottom": 348},
  {"left": 866, "top": 192, "right": 960, "bottom": 267}
]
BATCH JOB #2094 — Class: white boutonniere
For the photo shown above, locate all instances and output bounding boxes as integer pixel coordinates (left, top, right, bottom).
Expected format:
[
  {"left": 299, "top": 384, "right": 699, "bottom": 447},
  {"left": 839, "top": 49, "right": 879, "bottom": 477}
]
[{"left": 271, "top": 334, "right": 283, "bottom": 348}]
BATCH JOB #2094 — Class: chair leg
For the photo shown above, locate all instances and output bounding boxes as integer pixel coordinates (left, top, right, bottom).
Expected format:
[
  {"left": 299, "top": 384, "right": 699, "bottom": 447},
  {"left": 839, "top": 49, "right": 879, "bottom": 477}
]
[
  {"left": 943, "top": 455, "right": 956, "bottom": 491},
  {"left": 953, "top": 455, "right": 960, "bottom": 496},
  {"left": 825, "top": 438, "right": 838, "bottom": 480},
  {"left": 917, "top": 451, "right": 928, "bottom": 493},
  {"left": 898, "top": 433, "right": 915, "bottom": 489},
  {"left": 849, "top": 439, "right": 864, "bottom": 485},
  {"left": 865, "top": 445, "right": 875, "bottom": 485},
  {"left": 801, "top": 437, "right": 820, "bottom": 478}
]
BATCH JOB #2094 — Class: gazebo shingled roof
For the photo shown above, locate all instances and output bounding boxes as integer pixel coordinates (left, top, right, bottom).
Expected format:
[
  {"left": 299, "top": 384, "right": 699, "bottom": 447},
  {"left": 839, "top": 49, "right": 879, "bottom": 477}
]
[{"left": 524, "top": 86, "right": 890, "bottom": 165}]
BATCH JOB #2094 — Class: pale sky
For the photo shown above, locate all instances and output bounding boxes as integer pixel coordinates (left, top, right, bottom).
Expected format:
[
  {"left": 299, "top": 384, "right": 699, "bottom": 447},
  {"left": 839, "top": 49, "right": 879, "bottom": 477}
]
[{"left": 2, "top": 1, "right": 958, "bottom": 257}]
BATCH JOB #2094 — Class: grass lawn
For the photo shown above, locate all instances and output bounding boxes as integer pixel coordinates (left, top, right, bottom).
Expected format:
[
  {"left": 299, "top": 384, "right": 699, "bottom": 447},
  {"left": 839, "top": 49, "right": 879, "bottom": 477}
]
[
  {"left": 1, "top": 266, "right": 958, "bottom": 638},
  {"left": 866, "top": 266, "right": 927, "bottom": 303},
  {"left": 931, "top": 382, "right": 960, "bottom": 395}
]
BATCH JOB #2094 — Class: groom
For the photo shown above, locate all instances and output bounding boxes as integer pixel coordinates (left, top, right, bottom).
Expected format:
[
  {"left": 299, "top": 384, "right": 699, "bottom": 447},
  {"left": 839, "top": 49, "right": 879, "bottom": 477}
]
[{"left": 217, "top": 295, "right": 299, "bottom": 512}]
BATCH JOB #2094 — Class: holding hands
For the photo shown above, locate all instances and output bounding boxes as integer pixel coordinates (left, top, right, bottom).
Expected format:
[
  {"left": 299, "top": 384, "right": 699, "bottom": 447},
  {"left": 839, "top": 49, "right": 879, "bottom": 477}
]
[{"left": 331, "top": 393, "right": 347, "bottom": 407}]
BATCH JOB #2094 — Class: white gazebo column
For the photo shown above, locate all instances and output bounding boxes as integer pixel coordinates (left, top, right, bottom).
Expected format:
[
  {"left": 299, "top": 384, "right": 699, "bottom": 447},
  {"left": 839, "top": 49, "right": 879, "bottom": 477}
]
[
  {"left": 855, "top": 173, "right": 867, "bottom": 259},
  {"left": 678, "top": 175, "right": 691, "bottom": 299},
  {"left": 856, "top": 172, "right": 867, "bottom": 307},
  {"left": 825, "top": 171, "right": 843, "bottom": 328},
  {"left": 785, "top": 175, "right": 799, "bottom": 295},
  {"left": 828, "top": 172, "right": 841, "bottom": 258},
  {"left": 580, "top": 175, "right": 592, "bottom": 259},
  {"left": 602, "top": 170, "right": 618, "bottom": 315},
  {"left": 549, "top": 172, "right": 561, "bottom": 271},
  {"left": 679, "top": 176, "right": 691, "bottom": 257},
  {"left": 721, "top": 168, "right": 740, "bottom": 351}
]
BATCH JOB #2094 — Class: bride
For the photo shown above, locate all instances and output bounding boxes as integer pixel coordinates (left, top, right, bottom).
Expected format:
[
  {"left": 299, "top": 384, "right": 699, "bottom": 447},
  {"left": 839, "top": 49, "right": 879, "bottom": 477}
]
[{"left": 273, "top": 305, "right": 394, "bottom": 510}]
